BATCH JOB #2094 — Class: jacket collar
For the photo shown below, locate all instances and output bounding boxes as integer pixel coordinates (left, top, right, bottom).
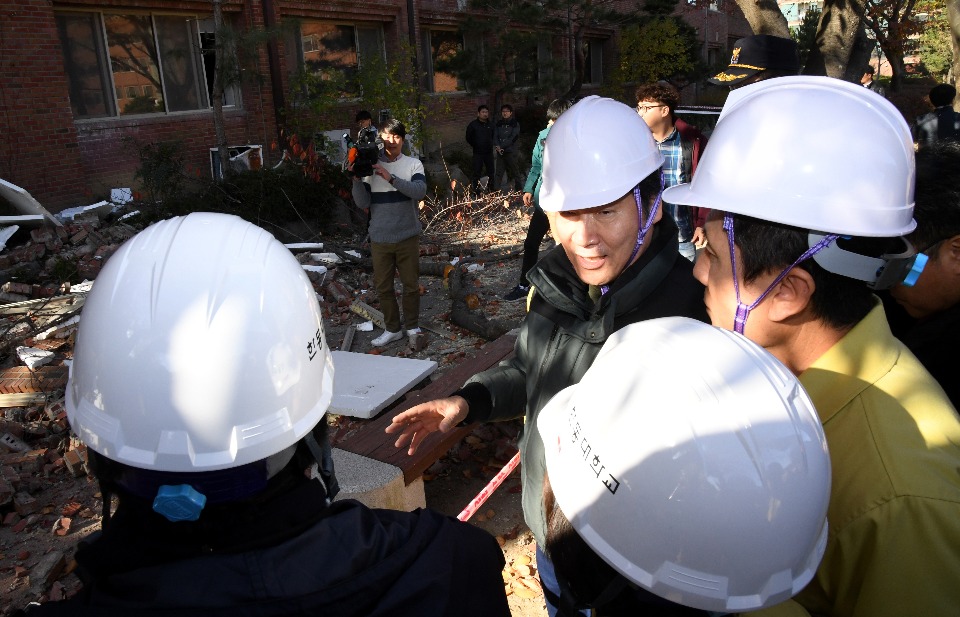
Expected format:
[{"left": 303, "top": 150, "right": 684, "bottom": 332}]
[{"left": 799, "top": 300, "right": 900, "bottom": 425}]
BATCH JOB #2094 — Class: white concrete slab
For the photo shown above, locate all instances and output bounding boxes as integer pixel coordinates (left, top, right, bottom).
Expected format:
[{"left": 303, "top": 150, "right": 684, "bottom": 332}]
[
  {"left": 330, "top": 350, "right": 437, "bottom": 419},
  {"left": 0, "top": 179, "right": 62, "bottom": 226}
]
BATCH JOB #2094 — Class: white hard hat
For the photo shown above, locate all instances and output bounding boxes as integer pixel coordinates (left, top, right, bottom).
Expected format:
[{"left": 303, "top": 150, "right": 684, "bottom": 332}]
[
  {"left": 66, "top": 212, "right": 334, "bottom": 473},
  {"left": 538, "top": 317, "right": 830, "bottom": 613},
  {"left": 662, "top": 76, "right": 915, "bottom": 237},
  {"left": 539, "top": 96, "right": 665, "bottom": 212}
]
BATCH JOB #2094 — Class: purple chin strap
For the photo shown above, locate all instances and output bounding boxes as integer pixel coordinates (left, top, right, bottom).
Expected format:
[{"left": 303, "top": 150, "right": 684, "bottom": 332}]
[
  {"left": 600, "top": 170, "right": 664, "bottom": 295},
  {"left": 724, "top": 213, "right": 838, "bottom": 334}
]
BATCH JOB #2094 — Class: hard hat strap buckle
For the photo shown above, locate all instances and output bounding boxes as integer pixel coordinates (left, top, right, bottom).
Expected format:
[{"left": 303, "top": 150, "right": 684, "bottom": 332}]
[{"left": 809, "top": 234, "right": 922, "bottom": 290}]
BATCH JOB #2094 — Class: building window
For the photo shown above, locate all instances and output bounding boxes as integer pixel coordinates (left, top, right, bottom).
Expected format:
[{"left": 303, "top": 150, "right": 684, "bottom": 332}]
[
  {"left": 55, "top": 11, "right": 226, "bottom": 119},
  {"left": 285, "top": 21, "right": 385, "bottom": 98},
  {"left": 422, "top": 29, "right": 463, "bottom": 93},
  {"left": 583, "top": 39, "right": 603, "bottom": 85}
]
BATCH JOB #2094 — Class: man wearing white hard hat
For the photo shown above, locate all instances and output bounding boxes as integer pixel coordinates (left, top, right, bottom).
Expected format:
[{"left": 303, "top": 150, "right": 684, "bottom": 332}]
[
  {"left": 23, "top": 213, "right": 511, "bottom": 616},
  {"left": 664, "top": 76, "right": 960, "bottom": 617},
  {"left": 386, "top": 96, "right": 708, "bottom": 615},
  {"left": 538, "top": 317, "right": 831, "bottom": 616}
]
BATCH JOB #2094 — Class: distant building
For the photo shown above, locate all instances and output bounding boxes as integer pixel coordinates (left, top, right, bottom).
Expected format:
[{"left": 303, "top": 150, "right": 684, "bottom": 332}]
[{"left": 778, "top": 0, "right": 823, "bottom": 28}]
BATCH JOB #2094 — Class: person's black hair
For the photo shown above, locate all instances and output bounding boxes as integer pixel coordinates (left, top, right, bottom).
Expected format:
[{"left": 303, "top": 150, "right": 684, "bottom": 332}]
[
  {"left": 910, "top": 141, "right": 960, "bottom": 254},
  {"left": 380, "top": 118, "right": 406, "bottom": 139},
  {"left": 637, "top": 168, "right": 662, "bottom": 217},
  {"left": 501, "top": 103, "right": 514, "bottom": 113},
  {"left": 731, "top": 215, "right": 879, "bottom": 330},
  {"left": 864, "top": 65, "right": 875, "bottom": 75},
  {"left": 544, "top": 475, "right": 620, "bottom": 607},
  {"left": 477, "top": 104, "right": 489, "bottom": 113},
  {"left": 634, "top": 82, "right": 680, "bottom": 116},
  {"left": 355, "top": 109, "right": 372, "bottom": 122},
  {"left": 546, "top": 98, "right": 575, "bottom": 122},
  {"left": 929, "top": 84, "right": 957, "bottom": 108}
]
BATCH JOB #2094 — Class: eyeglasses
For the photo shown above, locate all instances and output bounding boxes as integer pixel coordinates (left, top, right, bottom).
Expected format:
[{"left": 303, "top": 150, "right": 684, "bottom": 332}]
[{"left": 637, "top": 104, "right": 666, "bottom": 114}]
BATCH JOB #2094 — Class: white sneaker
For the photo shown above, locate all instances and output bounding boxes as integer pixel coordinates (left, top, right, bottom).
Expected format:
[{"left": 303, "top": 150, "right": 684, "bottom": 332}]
[
  {"left": 372, "top": 330, "right": 403, "bottom": 346},
  {"left": 406, "top": 328, "right": 422, "bottom": 336}
]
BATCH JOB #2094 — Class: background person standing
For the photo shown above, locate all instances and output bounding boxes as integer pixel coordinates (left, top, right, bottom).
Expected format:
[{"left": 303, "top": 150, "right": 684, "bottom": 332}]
[
  {"left": 495, "top": 104, "right": 522, "bottom": 192},
  {"left": 466, "top": 104, "right": 496, "bottom": 193},
  {"left": 351, "top": 119, "right": 427, "bottom": 349},
  {"left": 504, "top": 98, "right": 574, "bottom": 302},
  {"left": 635, "top": 82, "right": 708, "bottom": 262}
]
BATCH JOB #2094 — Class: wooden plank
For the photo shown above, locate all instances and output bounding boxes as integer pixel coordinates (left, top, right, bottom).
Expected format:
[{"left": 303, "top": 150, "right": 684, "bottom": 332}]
[
  {"left": 0, "top": 392, "right": 50, "bottom": 407},
  {"left": 339, "top": 325, "right": 355, "bottom": 352},
  {"left": 349, "top": 300, "right": 385, "bottom": 329},
  {"left": 0, "top": 294, "right": 84, "bottom": 317},
  {"left": 337, "top": 332, "right": 517, "bottom": 485}
]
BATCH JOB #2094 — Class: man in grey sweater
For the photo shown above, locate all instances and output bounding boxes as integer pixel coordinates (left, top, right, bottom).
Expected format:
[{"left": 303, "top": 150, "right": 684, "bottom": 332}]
[{"left": 351, "top": 119, "right": 428, "bottom": 348}]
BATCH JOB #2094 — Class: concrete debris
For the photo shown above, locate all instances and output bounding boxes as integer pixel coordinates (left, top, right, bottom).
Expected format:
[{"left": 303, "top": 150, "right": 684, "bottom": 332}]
[{"left": 15, "top": 346, "right": 55, "bottom": 370}]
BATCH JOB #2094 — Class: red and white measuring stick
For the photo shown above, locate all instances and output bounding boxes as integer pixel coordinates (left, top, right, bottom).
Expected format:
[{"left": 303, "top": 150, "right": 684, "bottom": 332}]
[{"left": 457, "top": 452, "right": 521, "bottom": 522}]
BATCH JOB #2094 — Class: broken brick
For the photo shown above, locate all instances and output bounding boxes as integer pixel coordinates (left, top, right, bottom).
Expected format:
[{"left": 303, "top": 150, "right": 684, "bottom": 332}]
[
  {"left": 61, "top": 502, "right": 82, "bottom": 518},
  {"left": 30, "top": 228, "right": 54, "bottom": 244},
  {"left": 62, "top": 446, "right": 88, "bottom": 477},
  {"left": 13, "top": 491, "right": 41, "bottom": 516},
  {"left": 68, "top": 228, "right": 88, "bottom": 244},
  {"left": 29, "top": 550, "right": 67, "bottom": 588}
]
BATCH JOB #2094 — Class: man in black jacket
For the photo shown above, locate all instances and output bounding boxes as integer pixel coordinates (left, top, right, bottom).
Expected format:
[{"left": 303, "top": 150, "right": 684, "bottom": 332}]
[
  {"left": 495, "top": 103, "right": 523, "bottom": 192},
  {"left": 466, "top": 104, "right": 495, "bottom": 193},
  {"left": 19, "top": 213, "right": 510, "bottom": 617},
  {"left": 387, "top": 96, "right": 707, "bottom": 617}
]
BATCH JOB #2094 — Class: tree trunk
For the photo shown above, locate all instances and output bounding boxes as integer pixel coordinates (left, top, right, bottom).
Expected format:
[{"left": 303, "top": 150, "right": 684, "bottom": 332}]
[
  {"left": 883, "top": 43, "right": 907, "bottom": 92},
  {"left": 949, "top": 0, "right": 960, "bottom": 109},
  {"left": 211, "top": 0, "right": 229, "bottom": 179},
  {"left": 802, "top": 0, "right": 869, "bottom": 80},
  {"left": 732, "top": 0, "right": 790, "bottom": 37}
]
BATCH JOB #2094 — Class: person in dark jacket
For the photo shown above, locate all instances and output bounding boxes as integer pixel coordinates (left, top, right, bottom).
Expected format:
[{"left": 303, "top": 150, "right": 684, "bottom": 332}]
[
  {"left": 466, "top": 104, "right": 495, "bottom": 193},
  {"left": 886, "top": 141, "right": 960, "bottom": 408},
  {"left": 386, "top": 96, "right": 707, "bottom": 617},
  {"left": 915, "top": 84, "right": 960, "bottom": 150},
  {"left": 495, "top": 103, "right": 523, "bottom": 192},
  {"left": 18, "top": 213, "right": 510, "bottom": 617},
  {"left": 504, "top": 97, "right": 575, "bottom": 302}
]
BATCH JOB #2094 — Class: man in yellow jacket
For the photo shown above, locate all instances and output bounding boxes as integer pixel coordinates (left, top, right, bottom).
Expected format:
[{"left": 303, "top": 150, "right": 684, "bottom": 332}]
[{"left": 664, "top": 77, "right": 960, "bottom": 617}]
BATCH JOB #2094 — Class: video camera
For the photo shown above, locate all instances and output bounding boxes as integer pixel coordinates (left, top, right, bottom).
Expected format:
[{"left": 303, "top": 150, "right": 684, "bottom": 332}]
[{"left": 344, "top": 126, "right": 381, "bottom": 177}]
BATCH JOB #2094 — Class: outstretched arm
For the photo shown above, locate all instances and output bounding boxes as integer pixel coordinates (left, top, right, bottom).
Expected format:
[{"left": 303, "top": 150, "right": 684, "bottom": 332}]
[{"left": 385, "top": 396, "right": 470, "bottom": 455}]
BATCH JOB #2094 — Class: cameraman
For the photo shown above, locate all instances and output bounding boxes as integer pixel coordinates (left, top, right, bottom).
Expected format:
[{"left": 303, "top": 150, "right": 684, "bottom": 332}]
[{"left": 351, "top": 119, "right": 428, "bottom": 348}]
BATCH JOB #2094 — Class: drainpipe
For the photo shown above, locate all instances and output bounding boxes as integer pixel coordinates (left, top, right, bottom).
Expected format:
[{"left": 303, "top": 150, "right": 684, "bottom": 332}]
[
  {"left": 260, "top": 0, "right": 286, "bottom": 134},
  {"left": 406, "top": 0, "right": 422, "bottom": 138}
]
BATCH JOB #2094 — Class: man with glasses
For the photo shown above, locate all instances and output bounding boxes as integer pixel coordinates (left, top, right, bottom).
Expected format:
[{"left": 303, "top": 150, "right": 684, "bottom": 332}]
[{"left": 636, "top": 82, "right": 708, "bottom": 261}]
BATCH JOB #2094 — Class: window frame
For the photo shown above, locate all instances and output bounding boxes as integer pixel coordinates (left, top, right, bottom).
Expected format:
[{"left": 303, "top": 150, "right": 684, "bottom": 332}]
[
  {"left": 55, "top": 9, "right": 237, "bottom": 120},
  {"left": 285, "top": 19, "right": 386, "bottom": 100}
]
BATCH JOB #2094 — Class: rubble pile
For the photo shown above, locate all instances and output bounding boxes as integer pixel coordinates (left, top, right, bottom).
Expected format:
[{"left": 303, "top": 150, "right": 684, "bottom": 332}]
[{"left": 0, "top": 198, "right": 535, "bottom": 613}]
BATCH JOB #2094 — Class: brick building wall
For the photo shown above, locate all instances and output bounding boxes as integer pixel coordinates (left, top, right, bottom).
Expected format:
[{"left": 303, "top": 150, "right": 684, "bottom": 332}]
[
  {"left": 0, "top": 0, "right": 88, "bottom": 209},
  {"left": 1, "top": 0, "right": 753, "bottom": 211}
]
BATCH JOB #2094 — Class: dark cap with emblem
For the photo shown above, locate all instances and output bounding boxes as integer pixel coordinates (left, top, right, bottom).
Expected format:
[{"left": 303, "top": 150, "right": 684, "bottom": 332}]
[{"left": 708, "top": 35, "right": 800, "bottom": 87}]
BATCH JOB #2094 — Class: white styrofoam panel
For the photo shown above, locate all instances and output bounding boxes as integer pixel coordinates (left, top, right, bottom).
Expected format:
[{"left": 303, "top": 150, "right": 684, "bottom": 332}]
[{"left": 329, "top": 351, "right": 437, "bottom": 419}]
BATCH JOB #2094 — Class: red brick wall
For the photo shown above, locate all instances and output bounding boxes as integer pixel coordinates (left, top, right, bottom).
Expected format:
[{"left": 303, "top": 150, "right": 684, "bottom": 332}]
[
  {"left": 0, "top": 0, "right": 275, "bottom": 211},
  {"left": 0, "top": 0, "right": 87, "bottom": 210}
]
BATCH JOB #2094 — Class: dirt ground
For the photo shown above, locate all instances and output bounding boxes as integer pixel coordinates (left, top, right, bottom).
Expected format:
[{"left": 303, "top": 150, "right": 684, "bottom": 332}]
[{"left": 0, "top": 199, "right": 551, "bottom": 616}]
